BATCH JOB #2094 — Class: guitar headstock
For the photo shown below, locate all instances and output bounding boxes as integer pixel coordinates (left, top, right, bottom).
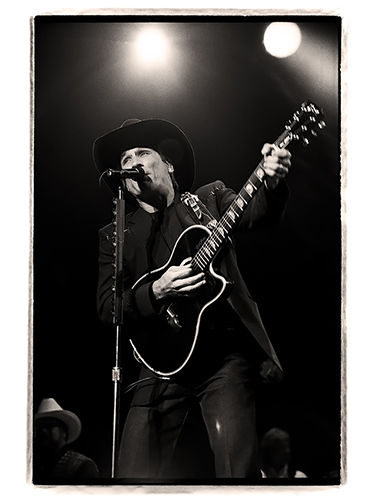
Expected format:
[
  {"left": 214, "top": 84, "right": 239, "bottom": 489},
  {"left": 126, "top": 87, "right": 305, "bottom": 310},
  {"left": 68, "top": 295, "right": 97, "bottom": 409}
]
[{"left": 283, "top": 101, "right": 326, "bottom": 147}]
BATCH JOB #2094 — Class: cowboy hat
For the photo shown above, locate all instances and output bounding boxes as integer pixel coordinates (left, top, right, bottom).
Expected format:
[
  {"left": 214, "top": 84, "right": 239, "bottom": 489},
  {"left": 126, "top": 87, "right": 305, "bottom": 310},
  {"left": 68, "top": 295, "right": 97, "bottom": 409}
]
[
  {"left": 93, "top": 118, "right": 196, "bottom": 200},
  {"left": 34, "top": 398, "right": 82, "bottom": 444}
]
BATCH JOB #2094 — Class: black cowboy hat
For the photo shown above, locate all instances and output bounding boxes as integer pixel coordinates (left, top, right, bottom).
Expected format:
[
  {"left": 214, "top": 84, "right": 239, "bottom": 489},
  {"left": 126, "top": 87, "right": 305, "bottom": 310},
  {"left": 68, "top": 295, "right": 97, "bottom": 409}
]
[{"left": 93, "top": 118, "right": 196, "bottom": 200}]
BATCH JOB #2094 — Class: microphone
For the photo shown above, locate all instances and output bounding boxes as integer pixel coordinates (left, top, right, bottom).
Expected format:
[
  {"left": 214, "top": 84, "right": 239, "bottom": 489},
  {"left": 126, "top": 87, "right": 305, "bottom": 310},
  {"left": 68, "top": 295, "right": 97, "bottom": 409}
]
[{"left": 106, "top": 166, "right": 145, "bottom": 181}]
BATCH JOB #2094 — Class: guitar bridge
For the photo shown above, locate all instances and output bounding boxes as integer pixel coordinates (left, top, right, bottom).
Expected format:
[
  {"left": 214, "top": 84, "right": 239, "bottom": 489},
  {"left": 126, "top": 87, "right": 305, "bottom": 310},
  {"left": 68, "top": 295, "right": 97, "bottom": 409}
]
[{"left": 166, "top": 307, "right": 182, "bottom": 332}]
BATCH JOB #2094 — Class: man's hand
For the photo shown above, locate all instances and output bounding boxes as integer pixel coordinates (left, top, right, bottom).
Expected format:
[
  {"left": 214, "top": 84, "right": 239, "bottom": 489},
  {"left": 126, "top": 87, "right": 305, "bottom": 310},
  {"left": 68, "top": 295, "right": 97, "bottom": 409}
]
[
  {"left": 152, "top": 263, "right": 206, "bottom": 301},
  {"left": 261, "top": 143, "right": 292, "bottom": 190}
]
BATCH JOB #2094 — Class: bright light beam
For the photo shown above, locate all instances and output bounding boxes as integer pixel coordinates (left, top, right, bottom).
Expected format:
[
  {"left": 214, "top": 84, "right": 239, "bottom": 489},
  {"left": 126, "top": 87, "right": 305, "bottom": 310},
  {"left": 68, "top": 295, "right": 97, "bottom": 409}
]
[
  {"left": 263, "top": 23, "right": 302, "bottom": 58},
  {"left": 136, "top": 29, "right": 168, "bottom": 64}
]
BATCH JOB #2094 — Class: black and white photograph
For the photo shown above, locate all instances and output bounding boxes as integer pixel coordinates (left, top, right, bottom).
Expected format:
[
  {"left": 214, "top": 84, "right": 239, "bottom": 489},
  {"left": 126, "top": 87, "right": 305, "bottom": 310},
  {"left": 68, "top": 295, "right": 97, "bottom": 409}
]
[{"left": 30, "top": 14, "right": 342, "bottom": 488}]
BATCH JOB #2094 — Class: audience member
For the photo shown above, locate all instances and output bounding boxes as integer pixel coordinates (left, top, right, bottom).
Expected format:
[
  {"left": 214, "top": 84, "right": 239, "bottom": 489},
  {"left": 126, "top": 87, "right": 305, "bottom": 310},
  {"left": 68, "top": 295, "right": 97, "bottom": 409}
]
[
  {"left": 33, "top": 398, "right": 100, "bottom": 483},
  {"left": 259, "top": 427, "right": 307, "bottom": 479}
]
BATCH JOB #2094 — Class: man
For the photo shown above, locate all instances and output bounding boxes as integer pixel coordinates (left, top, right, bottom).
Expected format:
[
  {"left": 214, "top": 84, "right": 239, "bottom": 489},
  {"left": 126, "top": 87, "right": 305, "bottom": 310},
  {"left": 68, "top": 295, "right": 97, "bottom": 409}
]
[
  {"left": 93, "top": 118, "right": 291, "bottom": 479},
  {"left": 33, "top": 398, "right": 100, "bottom": 483},
  {"left": 259, "top": 428, "right": 308, "bottom": 478}
]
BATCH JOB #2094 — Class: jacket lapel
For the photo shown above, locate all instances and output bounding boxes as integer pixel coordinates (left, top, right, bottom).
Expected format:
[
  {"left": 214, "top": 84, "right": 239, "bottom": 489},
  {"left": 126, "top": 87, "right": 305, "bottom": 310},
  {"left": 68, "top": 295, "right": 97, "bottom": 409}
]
[
  {"left": 123, "top": 209, "right": 154, "bottom": 280},
  {"left": 126, "top": 208, "right": 153, "bottom": 243}
]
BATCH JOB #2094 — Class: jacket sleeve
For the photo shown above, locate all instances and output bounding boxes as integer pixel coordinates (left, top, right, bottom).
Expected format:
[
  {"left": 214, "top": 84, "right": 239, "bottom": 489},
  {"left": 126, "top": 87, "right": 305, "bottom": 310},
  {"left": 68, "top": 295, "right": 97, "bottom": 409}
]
[
  {"left": 196, "top": 178, "right": 290, "bottom": 232},
  {"left": 96, "top": 224, "right": 160, "bottom": 326}
]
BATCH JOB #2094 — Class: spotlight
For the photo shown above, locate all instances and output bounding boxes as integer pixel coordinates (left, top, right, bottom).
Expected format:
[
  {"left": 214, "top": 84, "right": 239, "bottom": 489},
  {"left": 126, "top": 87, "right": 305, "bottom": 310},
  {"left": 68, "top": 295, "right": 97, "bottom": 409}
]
[
  {"left": 263, "top": 23, "right": 302, "bottom": 58},
  {"left": 136, "top": 29, "right": 168, "bottom": 63}
]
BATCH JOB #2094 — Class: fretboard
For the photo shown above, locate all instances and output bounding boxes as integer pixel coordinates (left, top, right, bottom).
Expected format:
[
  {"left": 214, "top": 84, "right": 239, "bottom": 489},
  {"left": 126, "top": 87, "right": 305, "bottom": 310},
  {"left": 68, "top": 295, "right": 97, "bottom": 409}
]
[{"left": 191, "top": 129, "right": 293, "bottom": 272}]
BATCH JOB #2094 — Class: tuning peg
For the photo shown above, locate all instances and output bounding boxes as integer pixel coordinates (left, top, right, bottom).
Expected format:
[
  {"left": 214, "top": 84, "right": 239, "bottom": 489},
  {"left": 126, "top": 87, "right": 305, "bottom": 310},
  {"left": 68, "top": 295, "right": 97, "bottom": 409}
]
[
  {"left": 285, "top": 118, "right": 294, "bottom": 130},
  {"left": 311, "top": 130, "right": 318, "bottom": 137},
  {"left": 318, "top": 120, "right": 326, "bottom": 129},
  {"left": 302, "top": 137, "right": 310, "bottom": 146}
]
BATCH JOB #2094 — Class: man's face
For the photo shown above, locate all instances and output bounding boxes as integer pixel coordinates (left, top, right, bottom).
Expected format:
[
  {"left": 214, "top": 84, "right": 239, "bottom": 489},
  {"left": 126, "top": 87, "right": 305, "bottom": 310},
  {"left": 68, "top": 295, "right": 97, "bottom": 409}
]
[
  {"left": 120, "top": 147, "right": 173, "bottom": 198},
  {"left": 34, "top": 417, "right": 67, "bottom": 452}
]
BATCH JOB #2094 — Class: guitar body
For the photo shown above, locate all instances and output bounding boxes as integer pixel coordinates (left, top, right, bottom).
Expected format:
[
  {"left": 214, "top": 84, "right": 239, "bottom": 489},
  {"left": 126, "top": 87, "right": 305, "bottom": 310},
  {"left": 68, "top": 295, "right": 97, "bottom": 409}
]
[{"left": 129, "top": 225, "right": 230, "bottom": 376}]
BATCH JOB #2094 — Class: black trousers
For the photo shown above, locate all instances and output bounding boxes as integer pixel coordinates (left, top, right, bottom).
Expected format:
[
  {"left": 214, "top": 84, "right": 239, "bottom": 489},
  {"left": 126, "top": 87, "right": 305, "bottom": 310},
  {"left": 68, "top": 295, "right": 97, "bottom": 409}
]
[{"left": 116, "top": 354, "right": 261, "bottom": 479}]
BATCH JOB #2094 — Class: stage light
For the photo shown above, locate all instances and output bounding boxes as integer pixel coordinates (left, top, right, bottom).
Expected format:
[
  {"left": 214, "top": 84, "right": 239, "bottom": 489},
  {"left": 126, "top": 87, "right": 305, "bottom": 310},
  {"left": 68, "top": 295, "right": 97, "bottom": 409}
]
[
  {"left": 263, "top": 23, "right": 302, "bottom": 58},
  {"left": 136, "top": 29, "right": 168, "bottom": 64}
]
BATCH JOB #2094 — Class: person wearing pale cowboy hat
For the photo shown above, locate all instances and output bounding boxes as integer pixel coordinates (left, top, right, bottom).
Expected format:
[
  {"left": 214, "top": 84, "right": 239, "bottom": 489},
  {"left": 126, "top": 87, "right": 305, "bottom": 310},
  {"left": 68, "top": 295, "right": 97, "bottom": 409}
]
[
  {"left": 33, "top": 398, "right": 100, "bottom": 483},
  {"left": 93, "top": 118, "right": 291, "bottom": 479}
]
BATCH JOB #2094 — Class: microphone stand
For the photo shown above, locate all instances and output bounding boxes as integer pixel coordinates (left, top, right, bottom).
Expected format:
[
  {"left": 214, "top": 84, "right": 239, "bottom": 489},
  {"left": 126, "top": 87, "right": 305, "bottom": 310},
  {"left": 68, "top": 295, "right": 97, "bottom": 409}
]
[{"left": 110, "top": 184, "right": 126, "bottom": 479}]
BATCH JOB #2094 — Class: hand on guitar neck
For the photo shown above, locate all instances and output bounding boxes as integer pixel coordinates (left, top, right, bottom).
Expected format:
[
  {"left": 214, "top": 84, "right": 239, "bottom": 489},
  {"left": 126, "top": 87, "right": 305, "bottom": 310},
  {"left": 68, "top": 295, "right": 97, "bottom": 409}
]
[
  {"left": 152, "top": 262, "right": 206, "bottom": 301},
  {"left": 261, "top": 143, "right": 292, "bottom": 190}
]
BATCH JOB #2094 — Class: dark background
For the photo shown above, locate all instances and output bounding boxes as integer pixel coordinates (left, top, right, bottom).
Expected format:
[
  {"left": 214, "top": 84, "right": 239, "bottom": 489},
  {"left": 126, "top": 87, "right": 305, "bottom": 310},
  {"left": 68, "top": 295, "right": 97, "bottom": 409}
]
[{"left": 32, "top": 15, "right": 341, "bottom": 483}]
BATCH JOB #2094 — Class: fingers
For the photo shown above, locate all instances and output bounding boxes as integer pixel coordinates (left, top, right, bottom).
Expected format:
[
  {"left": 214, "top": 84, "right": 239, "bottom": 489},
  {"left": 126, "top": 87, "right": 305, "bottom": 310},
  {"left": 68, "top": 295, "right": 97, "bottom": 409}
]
[
  {"left": 261, "top": 143, "right": 275, "bottom": 157},
  {"left": 173, "top": 278, "right": 206, "bottom": 297},
  {"left": 153, "top": 264, "right": 207, "bottom": 300},
  {"left": 174, "top": 272, "right": 206, "bottom": 292},
  {"left": 168, "top": 264, "right": 194, "bottom": 279},
  {"left": 261, "top": 143, "right": 291, "bottom": 180}
]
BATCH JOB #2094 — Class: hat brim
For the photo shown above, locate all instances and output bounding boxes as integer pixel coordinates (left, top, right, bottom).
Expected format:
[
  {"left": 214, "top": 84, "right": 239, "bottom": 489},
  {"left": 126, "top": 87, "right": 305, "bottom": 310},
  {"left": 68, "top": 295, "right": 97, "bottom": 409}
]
[
  {"left": 35, "top": 410, "right": 82, "bottom": 444},
  {"left": 93, "top": 119, "right": 196, "bottom": 201}
]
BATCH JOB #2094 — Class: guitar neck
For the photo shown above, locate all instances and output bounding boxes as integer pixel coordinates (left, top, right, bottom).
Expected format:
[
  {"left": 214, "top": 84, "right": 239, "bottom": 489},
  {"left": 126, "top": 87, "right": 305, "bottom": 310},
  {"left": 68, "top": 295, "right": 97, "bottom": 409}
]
[
  {"left": 191, "top": 130, "right": 293, "bottom": 272},
  {"left": 190, "top": 101, "right": 326, "bottom": 273}
]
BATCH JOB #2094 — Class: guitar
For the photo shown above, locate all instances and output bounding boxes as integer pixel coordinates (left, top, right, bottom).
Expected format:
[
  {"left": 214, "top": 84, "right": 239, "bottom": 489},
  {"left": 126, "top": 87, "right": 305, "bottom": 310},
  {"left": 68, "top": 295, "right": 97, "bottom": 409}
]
[{"left": 128, "top": 101, "right": 326, "bottom": 376}]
